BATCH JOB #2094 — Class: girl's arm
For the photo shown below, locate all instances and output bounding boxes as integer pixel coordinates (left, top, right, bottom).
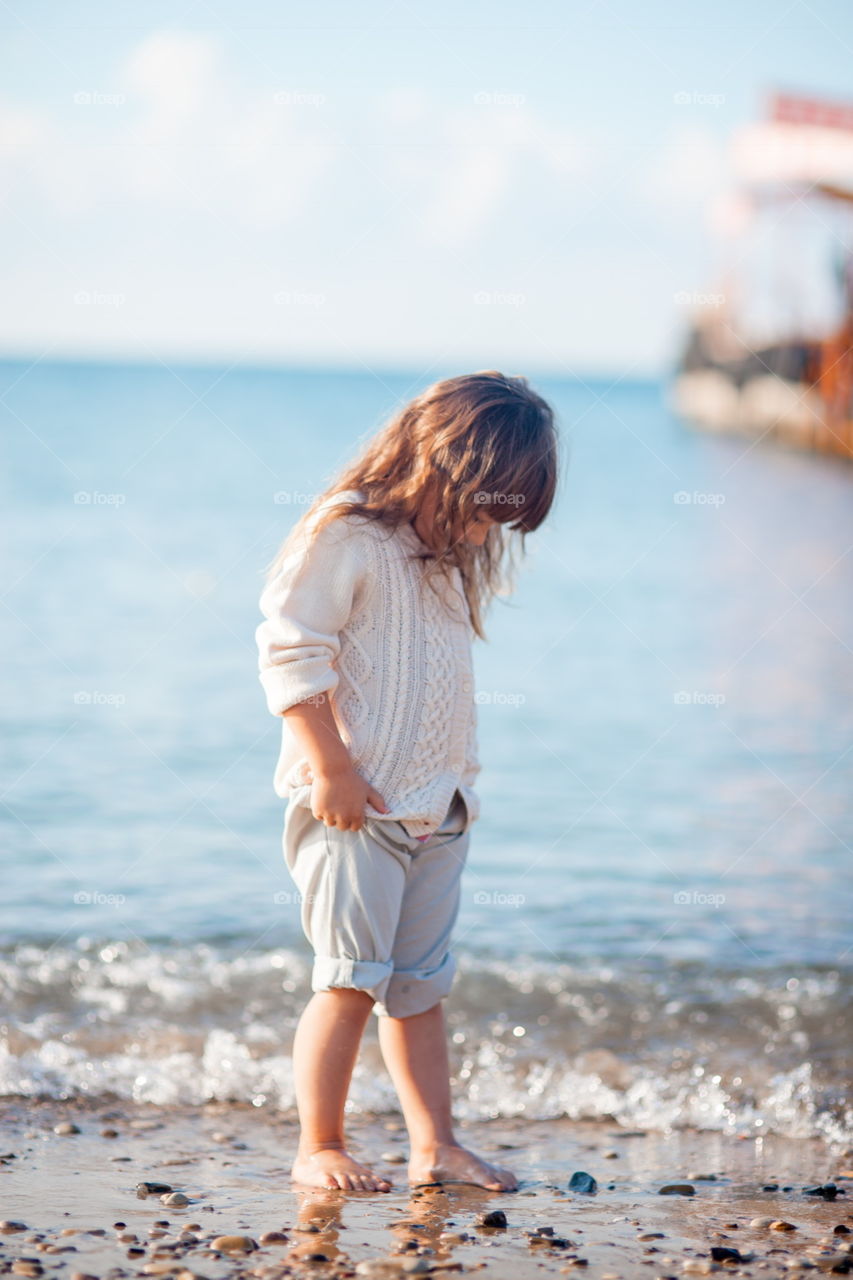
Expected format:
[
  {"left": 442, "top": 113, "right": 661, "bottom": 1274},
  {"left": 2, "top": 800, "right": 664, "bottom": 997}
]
[
  {"left": 281, "top": 694, "right": 387, "bottom": 832},
  {"left": 257, "top": 509, "right": 386, "bottom": 831}
]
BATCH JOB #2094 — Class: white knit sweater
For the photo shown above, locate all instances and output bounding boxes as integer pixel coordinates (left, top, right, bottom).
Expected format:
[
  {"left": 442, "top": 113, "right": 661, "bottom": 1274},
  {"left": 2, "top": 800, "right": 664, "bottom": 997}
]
[{"left": 255, "top": 490, "right": 481, "bottom": 838}]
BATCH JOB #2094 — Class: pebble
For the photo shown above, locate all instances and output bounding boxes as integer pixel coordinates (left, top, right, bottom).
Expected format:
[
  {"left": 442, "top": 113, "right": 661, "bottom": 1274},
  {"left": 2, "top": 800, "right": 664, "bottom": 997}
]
[
  {"left": 658, "top": 1184, "right": 695, "bottom": 1196},
  {"left": 380, "top": 1152, "right": 407, "bottom": 1164},
  {"left": 210, "top": 1236, "right": 257, "bottom": 1253},
  {"left": 602, "top": 1150, "right": 620, "bottom": 1159},
  {"left": 258, "top": 1233, "right": 289, "bottom": 1246},
  {"left": 12, "top": 1264, "right": 43, "bottom": 1277},
  {"left": 161, "top": 1193, "right": 189, "bottom": 1207},
  {"left": 710, "top": 1247, "right": 743, "bottom": 1263},
  {"left": 476, "top": 1210, "right": 508, "bottom": 1229},
  {"left": 639, "top": 1234, "right": 665, "bottom": 1241},
  {"left": 53, "top": 1122, "right": 80, "bottom": 1136},
  {"left": 771, "top": 1221, "right": 798, "bottom": 1232},
  {"left": 70, "top": 1274, "right": 99, "bottom": 1280},
  {"left": 100, "top": 1128, "right": 120, "bottom": 1139},
  {"left": 569, "top": 1171, "right": 598, "bottom": 1193},
  {"left": 1, "top": 1223, "right": 28, "bottom": 1234},
  {"left": 750, "top": 1218, "right": 776, "bottom": 1228}
]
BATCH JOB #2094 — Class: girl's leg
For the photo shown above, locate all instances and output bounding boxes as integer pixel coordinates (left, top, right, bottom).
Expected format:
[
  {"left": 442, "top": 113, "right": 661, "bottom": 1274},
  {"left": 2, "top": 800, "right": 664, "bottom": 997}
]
[
  {"left": 292, "top": 988, "right": 392, "bottom": 1191},
  {"left": 377, "top": 1001, "right": 518, "bottom": 1191}
]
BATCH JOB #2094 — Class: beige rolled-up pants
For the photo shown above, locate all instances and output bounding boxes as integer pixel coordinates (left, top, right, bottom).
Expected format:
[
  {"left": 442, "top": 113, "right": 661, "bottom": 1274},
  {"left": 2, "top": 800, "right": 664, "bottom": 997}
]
[{"left": 282, "top": 786, "right": 471, "bottom": 1018}]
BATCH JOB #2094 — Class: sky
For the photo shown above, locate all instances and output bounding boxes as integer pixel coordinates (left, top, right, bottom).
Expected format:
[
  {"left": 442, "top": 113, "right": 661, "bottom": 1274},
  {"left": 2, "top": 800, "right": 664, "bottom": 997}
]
[{"left": 1, "top": 0, "right": 852, "bottom": 377}]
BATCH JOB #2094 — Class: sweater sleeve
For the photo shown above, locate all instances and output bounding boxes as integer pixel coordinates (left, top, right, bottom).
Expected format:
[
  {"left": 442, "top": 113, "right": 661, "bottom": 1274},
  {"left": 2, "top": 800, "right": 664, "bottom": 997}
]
[{"left": 255, "top": 511, "right": 368, "bottom": 717}]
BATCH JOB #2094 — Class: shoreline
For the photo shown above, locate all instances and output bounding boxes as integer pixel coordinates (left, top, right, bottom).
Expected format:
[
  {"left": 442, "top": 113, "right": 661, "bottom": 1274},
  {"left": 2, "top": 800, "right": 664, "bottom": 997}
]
[{"left": 1, "top": 1098, "right": 851, "bottom": 1279}]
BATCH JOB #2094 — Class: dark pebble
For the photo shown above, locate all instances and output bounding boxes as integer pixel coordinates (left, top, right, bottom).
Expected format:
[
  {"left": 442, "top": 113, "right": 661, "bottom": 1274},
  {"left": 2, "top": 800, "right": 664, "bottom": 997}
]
[
  {"left": 835, "top": 1226, "right": 852, "bottom": 1235},
  {"left": 476, "top": 1211, "right": 507, "bottom": 1229},
  {"left": 569, "top": 1171, "right": 598, "bottom": 1194},
  {"left": 762, "top": 1184, "right": 779, "bottom": 1191},
  {"left": 659, "top": 1184, "right": 695, "bottom": 1196},
  {"left": 806, "top": 1184, "right": 839, "bottom": 1200},
  {"left": 136, "top": 1183, "right": 173, "bottom": 1197},
  {"left": 710, "top": 1247, "right": 743, "bottom": 1263}
]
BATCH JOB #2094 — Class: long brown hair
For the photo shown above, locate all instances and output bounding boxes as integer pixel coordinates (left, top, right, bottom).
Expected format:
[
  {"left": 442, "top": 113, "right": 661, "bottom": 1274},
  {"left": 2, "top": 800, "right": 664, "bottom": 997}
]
[{"left": 263, "top": 370, "right": 560, "bottom": 640}]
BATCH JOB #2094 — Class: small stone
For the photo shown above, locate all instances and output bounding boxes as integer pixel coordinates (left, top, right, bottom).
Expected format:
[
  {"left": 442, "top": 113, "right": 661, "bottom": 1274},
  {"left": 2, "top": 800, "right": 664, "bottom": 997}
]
[
  {"left": 750, "top": 1218, "right": 776, "bottom": 1228},
  {"left": 639, "top": 1234, "right": 665, "bottom": 1241},
  {"left": 210, "top": 1236, "right": 257, "bottom": 1253},
  {"left": 12, "top": 1264, "right": 43, "bottom": 1277},
  {"left": 142, "top": 1266, "right": 182, "bottom": 1275},
  {"left": 160, "top": 1193, "right": 189, "bottom": 1207},
  {"left": 835, "top": 1227, "right": 852, "bottom": 1236},
  {"left": 771, "top": 1221, "right": 798, "bottom": 1232},
  {"left": 711, "top": 1247, "right": 743, "bottom": 1263},
  {"left": 53, "top": 1121, "right": 80, "bottom": 1136},
  {"left": 659, "top": 1183, "right": 695, "bottom": 1196},
  {"left": 137, "top": 1182, "right": 173, "bottom": 1197},
  {"left": 476, "top": 1210, "right": 508, "bottom": 1229},
  {"left": 380, "top": 1152, "right": 407, "bottom": 1164},
  {"left": 71, "top": 1274, "right": 99, "bottom": 1280},
  {"left": 101, "top": 1128, "right": 120, "bottom": 1139},
  {"left": 258, "top": 1233, "right": 289, "bottom": 1246},
  {"left": 569, "top": 1171, "right": 598, "bottom": 1193},
  {"left": 763, "top": 1184, "right": 779, "bottom": 1191},
  {"left": 602, "top": 1150, "right": 619, "bottom": 1159},
  {"left": 1, "top": 1223, "right": 28, "bottom": 1234}
]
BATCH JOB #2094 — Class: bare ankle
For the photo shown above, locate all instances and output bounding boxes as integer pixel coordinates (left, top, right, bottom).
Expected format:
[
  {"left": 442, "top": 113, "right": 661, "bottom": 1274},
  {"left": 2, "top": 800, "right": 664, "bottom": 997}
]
[{"left": 298, "top": 1138, "right": 347, "bottom": 1155}]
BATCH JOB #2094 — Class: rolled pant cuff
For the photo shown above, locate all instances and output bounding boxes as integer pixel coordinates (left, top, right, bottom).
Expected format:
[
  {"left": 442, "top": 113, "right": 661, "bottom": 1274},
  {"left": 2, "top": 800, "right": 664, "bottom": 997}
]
[
  {"left": 373, "top": 953, "right": 457, "bottom": 1019},
  {"left": 311, "top": 955, "right": 392, "bottom": 998}
]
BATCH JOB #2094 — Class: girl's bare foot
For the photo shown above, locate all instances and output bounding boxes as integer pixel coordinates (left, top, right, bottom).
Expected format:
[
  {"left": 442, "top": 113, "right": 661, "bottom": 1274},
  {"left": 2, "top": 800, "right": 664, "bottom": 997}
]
[
  {"left": 408, "top": 1143, "right": 518, "bottom": 1191},
  {"left": 292, "top": 1145, "right": 392, "bottom": 1192}
]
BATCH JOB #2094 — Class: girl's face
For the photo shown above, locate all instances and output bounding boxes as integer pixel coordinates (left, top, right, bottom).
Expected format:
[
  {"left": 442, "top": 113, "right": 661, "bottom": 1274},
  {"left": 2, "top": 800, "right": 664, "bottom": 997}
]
[{"left": 461, "top": 508, "right": 497, "bottom": 546}]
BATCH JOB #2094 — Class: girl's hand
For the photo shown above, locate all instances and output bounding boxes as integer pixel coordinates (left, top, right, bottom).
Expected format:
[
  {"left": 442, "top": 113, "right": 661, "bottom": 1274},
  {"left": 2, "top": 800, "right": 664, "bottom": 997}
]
[{"left": 310, "top": 764, "right": 388, "bottom": 831}]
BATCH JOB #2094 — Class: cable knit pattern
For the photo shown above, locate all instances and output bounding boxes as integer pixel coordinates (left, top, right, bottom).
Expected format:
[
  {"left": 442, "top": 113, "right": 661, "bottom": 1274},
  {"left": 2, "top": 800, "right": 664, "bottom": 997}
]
[{"left": 255, "top": 489, "right": 481, "bottom": 838}]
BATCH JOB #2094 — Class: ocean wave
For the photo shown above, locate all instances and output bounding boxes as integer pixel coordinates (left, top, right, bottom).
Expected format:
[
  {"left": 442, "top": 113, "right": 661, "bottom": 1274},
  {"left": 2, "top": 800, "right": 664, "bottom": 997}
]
[{"left": 1, "top": 937, "right": 849, "bottom": 1143}]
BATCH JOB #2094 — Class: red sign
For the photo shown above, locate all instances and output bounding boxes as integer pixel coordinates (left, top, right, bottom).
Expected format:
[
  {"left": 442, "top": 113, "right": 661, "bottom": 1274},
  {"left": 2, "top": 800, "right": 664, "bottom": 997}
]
[{"left": 771, "top": 92, "right": 853, "bottom": 133}]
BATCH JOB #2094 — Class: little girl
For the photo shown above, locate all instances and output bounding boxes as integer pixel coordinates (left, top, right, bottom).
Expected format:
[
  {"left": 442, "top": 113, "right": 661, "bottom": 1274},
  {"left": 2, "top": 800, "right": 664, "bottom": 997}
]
[{"left": 255, "top": 370, "right": 559, "bottom": 1193}]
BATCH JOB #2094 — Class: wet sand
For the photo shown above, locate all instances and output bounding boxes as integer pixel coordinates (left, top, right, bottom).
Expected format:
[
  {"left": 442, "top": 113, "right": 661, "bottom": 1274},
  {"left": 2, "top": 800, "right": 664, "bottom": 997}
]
[{"left": 1, "top": 1098, "right": 851, "bottom": 1279}]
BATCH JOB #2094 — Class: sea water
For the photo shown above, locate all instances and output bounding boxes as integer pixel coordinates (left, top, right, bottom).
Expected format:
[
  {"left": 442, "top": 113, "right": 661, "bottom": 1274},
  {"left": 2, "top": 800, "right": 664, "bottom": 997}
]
[{"left": 1, "top": 359, "right": 850, "bottom": 1139}]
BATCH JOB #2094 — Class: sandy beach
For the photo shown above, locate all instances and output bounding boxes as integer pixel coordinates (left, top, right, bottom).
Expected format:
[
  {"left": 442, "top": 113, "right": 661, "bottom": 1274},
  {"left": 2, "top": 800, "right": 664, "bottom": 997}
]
[{"left": 2, "top": 1098, "right": 851, "bottom": 1280}]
